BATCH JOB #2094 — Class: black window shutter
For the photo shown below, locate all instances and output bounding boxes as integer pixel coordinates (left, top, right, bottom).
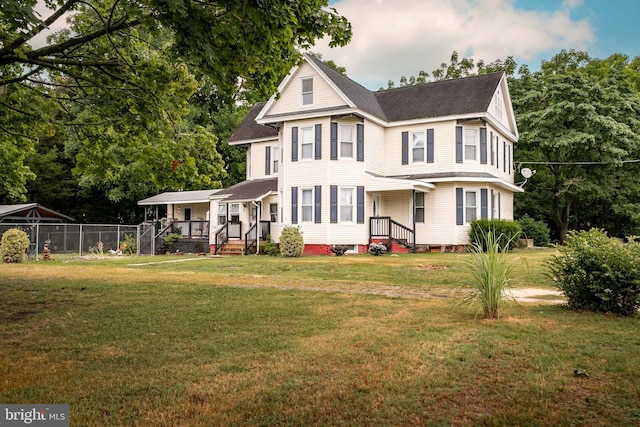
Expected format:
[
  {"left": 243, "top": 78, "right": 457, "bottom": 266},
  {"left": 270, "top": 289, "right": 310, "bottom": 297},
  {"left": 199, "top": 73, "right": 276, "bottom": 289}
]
[
  {"left": 265, "top": 146, "right": 271, "bottom": 175},
  {"left": 356, "top": 123, "right": 364, "bottom": 162},
  {"left": 456, "top": 188, "right": 464, "bottom": 225},
  {"left": 503, "top": 141, "right": 506, "bottom": 172},
  {"left": 357, "top": 186, "right": 365, "bottom": 224},
  {"left": 330, "top": 122, "right": 338, "bottom": 160},
  {"left": 291, "top": 127, "right": 298, "bottom": 162},
  {"left": 456, "top": 126, "right": 463, "bottom": 163},
  {"left": 314, "top": 185, "right": 322, "bottom": 224},
  {"left": 291, "top": 187, "right": 298, "bottom": 224},
  {"left": 427, "top": 128, "right": 434, "bottom": 163},
  {"left": 480, "top": 128, "right": 487, "bottom": 164},
  {"left": 315, "top": 124, "right": 322, "bottom": 160},
  {"left": 330, "top": 185, "right": 338, "bottom": 223},
  {"left": 401, "top": 131, "right": 409, "bottom": 165},
  {"left": 508, "top": 144, "right": 511, "bottom": 174},
  {"left": 481, "top": 189, "right": 488, "bottom": 219},
  {"left": 496, "top": 137, "right": 499, "bottom": 169},
  {"left": 490, "top": 189, "right": 494, "bottom": 218},
  {"left": 498, "top": 193, "right": 501, "bottom": 218}
]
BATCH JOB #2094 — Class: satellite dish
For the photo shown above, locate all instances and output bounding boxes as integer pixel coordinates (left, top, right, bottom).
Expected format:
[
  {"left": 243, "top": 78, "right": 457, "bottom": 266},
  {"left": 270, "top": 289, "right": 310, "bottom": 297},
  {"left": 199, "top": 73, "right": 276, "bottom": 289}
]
[{"left": 521, "top": 167, "right": 533, "bottom": 178}]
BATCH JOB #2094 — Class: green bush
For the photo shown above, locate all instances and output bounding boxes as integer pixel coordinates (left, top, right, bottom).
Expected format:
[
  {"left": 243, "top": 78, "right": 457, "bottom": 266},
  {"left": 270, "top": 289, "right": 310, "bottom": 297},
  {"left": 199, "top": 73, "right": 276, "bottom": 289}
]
[
  {"left": 460, "top": 229, "right": 519, "bottom": 319},
  {"left": 469, "top": 219, "right": 521, "bottom": 251},
  {"left": 516, "top": 215, "right": 550, "bottom": 247},
  {"left": 279, "top": 226, "right": 304, "bottom": 257},
  {"left": 546, "top": 229, "right": 640, "bottom": 316},
  {"left": 1, "top": 228, "right": 30, "bottom": 263},
  {"left": 164, "top": 233, "right": 181, "bottom": 252},
  {"left": 121, "top": 234, "right": 137, "bottom": 255},
  {"left": 368, "top": 242, "right": 387, "bottom": 256},
  {"left": 260, "top": 235, "right": 279, "bottom": 256}
]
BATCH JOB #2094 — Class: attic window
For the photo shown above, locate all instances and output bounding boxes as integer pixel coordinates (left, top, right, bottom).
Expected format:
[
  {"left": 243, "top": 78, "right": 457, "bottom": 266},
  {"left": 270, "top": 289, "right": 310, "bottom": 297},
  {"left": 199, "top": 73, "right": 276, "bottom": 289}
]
[
  {"left": 495, "top": 90, "right": 503, "bottom": 120},
  {"left": 302, "top": 77, "right": 313, "bottom": 105}
]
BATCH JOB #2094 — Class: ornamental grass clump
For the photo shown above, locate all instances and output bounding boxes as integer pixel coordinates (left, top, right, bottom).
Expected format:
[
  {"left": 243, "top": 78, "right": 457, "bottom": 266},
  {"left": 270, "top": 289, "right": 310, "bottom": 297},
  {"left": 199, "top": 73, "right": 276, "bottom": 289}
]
[
  {"left": 1, "top": 228, "right": 30, "bottom": 263},
  {"left": 460, "top": 229, "right": 519, "bottom": 319}
]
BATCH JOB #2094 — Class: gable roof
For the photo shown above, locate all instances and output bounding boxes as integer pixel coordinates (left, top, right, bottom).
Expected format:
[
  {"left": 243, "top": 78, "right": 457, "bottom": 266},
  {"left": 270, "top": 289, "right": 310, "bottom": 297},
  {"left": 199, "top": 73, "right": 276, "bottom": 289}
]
[
  {"left": 138, "top": 189, "right": 221, "bottom": 205},
  {"left": 213, "top": 178, "right": 278, "bottom": 202},
  {"left": 231, "top": 55, "right": 506, "bottom": 143},
  {"left": 0, "top": 203, "right": 74, "bottom": 223}
]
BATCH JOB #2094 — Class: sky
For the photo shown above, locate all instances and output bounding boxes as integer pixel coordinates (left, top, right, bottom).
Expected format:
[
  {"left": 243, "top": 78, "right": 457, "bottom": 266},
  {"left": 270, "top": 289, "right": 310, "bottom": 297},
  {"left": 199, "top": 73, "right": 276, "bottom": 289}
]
[{"left": 314, "top": 0, "right": 640, "bottom": 89}]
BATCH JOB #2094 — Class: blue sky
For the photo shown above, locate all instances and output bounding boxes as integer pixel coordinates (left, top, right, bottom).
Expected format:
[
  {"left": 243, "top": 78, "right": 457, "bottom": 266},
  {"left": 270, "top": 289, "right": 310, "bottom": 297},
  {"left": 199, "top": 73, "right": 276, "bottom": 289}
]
[{"left": 318, "top": 0, "right": 640, "bottom": 89}]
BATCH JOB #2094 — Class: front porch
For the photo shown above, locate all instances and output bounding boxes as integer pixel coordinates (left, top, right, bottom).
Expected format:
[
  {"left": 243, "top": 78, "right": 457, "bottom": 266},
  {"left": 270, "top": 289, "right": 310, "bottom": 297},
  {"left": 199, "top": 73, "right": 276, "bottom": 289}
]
[{"left": 213, "top": 220, "right": 271, "bottom": 255}]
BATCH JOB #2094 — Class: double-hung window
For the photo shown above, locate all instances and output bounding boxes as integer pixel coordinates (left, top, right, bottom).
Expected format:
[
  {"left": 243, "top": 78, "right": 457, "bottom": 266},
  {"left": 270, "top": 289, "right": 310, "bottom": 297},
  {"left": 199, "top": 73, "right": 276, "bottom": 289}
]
[
  {"left": 414, "top": 192, "right": 425, "bottom": 223},
  {"left": 491, "top": 192, "right": 498, "bottom": 219},
  {"left": 464, "top": 129, "right": 477, "bottom": 161},
  {"left": 340, "top": 125, "right": 354, "bottom": 158},
  {"left": 301, "top": 77, "right": 313, "bottom": 105},
  {"left": 218, "top": 204, "right": 226, "bottom": 225},
  {"left": 301, "top": 127, "right": 313, "bottom": 160},
  {"left": 412, "top": 131, "right": 425, "bottom": 163},
  {"left": 301, "top": 189, "right": 313, "bottom": 222},
  {"left": 465, "top": 191, "right": 477, "bottom": 223},
  {"left": 229, "top": 203, "right": 240, "bottom": 222},
  {"left": 272, "top": 147, "right": 279, "bottom": 173},
  {"left": 269, "top": 203, "right": 278, "bottom": 223},
  {"left": 340, "top": 188, "right": 354, "bottom": 222}
]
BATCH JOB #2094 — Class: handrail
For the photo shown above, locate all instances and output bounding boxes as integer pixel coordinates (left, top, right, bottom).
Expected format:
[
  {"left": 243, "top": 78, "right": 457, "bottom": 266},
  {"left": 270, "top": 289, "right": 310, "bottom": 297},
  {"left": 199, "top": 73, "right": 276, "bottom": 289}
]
[
  {"left": 213, "top": 223, "right": 229, "bottom": 255},
  {"left": 369, "top": 216, "right": 415, "bottom": 252},
  {"left": 244, "top": 223, "right": 258, "bottom": 255}
]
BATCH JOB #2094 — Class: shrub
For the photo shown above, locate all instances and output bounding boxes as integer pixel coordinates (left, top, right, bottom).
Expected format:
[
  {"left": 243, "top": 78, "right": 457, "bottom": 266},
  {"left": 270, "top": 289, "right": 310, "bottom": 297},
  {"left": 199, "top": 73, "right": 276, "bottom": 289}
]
[
  {"left": 368, "top": 242, "right": 387, "bottom": 256},
  {"left": 1, "top": 228, "right": 30, "bottom": 263},
  {"left": 279, "top": 226, "right": 304, "bottom": 257},
  {"left": 121, "top": 234, "right": 137, "bottom": 255},
  {"left": 331, "top": 245, "right": 349, "bottom": 256},
  {"left": 460, "top": 229, "right": 519, "bottom": 319},
  {"left": 516, "top": 215, "right": 550, "bottom": 247},
  {"left": 469, "top": 219, "right": 521, "bottom": 251},
  {"left": 261, "top": 235, "right": 279, "bottom": 256},
  {"left": 546, "top": 229, "right": 640, "bottom": 316},
  {"left": 164, "top": 233, "right": 181, "bottom": 252}
]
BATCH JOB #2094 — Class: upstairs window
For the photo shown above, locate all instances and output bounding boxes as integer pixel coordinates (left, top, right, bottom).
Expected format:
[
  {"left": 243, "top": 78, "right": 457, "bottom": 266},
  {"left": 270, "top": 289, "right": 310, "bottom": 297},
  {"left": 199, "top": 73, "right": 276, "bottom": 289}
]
[
  {"left": 301, "top": 77, "right": 313, "bottom": 105},
  {"left": 495, "top": 90, "right": 503, "bottom": 120},
  {"left": 464, "top": 129, "right": 477, "bottom": 161},
  {"left": 272, "top": 146, "right": 279, "bottom": 173},
  {"left": 301, "top": 127, "right": 313, "bottom": 159},
  {"left": 412, "top": 131, "right": 425, "bottom": 163},
  {"left": 340, "top": 125, "right": 354, "bottom": 158}
]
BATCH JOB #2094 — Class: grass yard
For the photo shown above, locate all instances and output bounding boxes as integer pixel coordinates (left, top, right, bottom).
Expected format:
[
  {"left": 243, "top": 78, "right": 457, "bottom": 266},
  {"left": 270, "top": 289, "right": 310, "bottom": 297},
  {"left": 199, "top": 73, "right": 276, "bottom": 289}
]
[{"left": 1, "top": 250, "right": 639, "bottom": 426}]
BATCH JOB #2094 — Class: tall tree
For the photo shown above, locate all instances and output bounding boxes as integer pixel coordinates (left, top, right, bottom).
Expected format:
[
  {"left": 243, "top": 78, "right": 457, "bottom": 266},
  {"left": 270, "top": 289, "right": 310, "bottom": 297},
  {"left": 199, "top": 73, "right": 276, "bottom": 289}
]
[
  {"left": 513, "top": 50, "right": 640, "bottom": 242},
  {"left": 0, "top": 0, "right": 352, "bottom": 201}
]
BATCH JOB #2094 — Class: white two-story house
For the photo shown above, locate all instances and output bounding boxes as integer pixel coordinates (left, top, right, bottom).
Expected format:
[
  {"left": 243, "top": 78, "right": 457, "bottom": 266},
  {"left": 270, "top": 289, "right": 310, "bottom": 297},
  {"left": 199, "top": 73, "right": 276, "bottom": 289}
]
[{"left": 211, "top": 53, "right": 521, "bottom": 255}]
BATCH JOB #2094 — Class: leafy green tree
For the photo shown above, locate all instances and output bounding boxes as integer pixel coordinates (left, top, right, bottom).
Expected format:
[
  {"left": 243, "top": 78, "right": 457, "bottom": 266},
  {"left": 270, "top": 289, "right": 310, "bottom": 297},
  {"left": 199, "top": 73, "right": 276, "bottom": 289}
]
[
  {"left": 1, "top": 0, "right": 352, "bottom": 201},
  {"left": 513, "top": 51, "right": 640, "bottom": 242}
]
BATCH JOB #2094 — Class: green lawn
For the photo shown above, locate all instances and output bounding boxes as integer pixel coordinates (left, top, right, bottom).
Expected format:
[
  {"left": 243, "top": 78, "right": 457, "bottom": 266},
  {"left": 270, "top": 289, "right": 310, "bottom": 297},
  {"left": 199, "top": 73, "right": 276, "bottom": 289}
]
[{"left": 1, "top": 251, "right": 639, "bottom": 426}]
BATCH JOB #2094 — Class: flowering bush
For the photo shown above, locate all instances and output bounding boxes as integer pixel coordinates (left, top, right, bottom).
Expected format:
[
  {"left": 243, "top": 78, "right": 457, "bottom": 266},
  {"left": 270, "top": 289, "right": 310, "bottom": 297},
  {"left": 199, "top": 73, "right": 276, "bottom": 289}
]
[
  {"left": 1, "top": 228, "right": 30, "bottom": 263},
  {"left": 546, "top": 229, "right": 640, "bottom": 316}
]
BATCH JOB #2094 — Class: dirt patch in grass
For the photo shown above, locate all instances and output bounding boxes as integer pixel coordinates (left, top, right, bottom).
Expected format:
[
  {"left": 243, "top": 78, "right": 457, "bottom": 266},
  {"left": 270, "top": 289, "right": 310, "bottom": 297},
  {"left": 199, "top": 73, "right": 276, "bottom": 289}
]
[{"left": 415, "top": 264, "right": 449, "bottom": 271}]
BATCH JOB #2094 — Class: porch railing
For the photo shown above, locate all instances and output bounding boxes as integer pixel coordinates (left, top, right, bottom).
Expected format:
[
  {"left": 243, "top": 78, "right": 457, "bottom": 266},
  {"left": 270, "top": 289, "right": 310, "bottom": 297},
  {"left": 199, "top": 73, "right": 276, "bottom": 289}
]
[
  {"left": 213, "top": 223, "right": 229, "bottom": 255},
  {"left": 244, "top": 221, "right": 271, "bottom": 255},
  {"left": 369, "top": 216, "right": 415, "bottom": 252}
]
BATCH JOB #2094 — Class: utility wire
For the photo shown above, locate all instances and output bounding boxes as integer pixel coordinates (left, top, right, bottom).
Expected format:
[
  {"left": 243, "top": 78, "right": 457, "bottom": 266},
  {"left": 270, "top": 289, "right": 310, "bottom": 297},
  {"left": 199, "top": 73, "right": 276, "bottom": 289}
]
[{"left": 518, "top": 159, "right": 640, "bottom": 166}]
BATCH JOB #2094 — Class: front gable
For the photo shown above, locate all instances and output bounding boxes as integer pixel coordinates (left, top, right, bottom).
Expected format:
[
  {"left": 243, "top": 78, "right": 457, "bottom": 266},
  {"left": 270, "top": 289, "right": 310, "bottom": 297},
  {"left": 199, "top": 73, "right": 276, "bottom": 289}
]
[
  {"left": 487, "top": 74, "right": 519, "bottom": 140},
  {"left": 257, "top": 57, "right": 355, "bottom": 122}
]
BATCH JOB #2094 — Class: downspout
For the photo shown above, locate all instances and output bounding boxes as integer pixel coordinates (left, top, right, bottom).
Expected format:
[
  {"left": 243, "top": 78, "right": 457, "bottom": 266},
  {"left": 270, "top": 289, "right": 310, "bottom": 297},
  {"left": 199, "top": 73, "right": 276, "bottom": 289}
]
[{"left": 412, "top": 189, "right": 416, "bottom": 253}]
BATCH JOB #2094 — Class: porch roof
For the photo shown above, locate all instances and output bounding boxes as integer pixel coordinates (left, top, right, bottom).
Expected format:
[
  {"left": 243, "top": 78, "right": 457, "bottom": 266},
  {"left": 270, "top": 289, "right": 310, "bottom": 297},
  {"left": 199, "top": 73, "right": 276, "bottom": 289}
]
[
  {"left": 388, "top": 172, "right": 525, "bottom": 193},
  {"left": 137, "top": 189, "right": 222, "bottom": 205},
  {"left": 365, "top": 172, "right": 436, "bottom": 192},
  {"left": 212, "top": 178, "right": 278, "bottom": 203}
]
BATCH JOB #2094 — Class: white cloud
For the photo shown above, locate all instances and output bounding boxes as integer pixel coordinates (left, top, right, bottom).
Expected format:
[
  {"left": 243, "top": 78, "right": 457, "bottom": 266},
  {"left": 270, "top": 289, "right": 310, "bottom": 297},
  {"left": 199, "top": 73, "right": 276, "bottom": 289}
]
[{"left": 315, "top": 0, "right": 594, "bottom": 88}]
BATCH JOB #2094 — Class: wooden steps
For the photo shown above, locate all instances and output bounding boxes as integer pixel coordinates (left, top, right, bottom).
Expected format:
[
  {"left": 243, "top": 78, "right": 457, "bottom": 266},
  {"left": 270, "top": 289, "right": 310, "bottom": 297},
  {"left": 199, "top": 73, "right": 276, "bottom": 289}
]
[{"left": 216, "top": 241, "right": 245, "bottom": 256}]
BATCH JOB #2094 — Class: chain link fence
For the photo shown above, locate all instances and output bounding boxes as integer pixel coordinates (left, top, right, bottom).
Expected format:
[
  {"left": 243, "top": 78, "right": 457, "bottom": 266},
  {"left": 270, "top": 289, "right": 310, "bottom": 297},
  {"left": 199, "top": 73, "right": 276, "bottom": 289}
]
[{"left": 0, "top": 223, "right": 156, "bottom": 259}]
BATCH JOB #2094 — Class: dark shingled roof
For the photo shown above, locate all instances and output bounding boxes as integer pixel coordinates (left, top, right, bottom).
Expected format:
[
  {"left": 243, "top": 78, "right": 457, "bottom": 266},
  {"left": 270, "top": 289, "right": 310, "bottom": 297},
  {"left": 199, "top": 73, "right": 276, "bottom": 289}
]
[
  {"left": 214, "top": 178, "right": 277, "bottom": 202},
  {"left": 228, "top": 102, "right": 278, "bottom": 143},
  {"left": 374, "top": 73, "right": 503, "bottom": 121},
  {"left": 229, "top": 56, "right": 503, "bottom": 142}
]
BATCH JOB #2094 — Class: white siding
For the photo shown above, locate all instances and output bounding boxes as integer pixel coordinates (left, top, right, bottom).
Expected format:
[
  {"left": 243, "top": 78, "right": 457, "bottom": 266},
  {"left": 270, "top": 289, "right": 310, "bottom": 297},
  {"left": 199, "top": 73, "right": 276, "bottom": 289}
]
[
  {"left": 266, "top": 63, "right": 347, "bottom": 117},
  {"left": 250, "top": 139, "right": 279, "bottom": 180}
]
